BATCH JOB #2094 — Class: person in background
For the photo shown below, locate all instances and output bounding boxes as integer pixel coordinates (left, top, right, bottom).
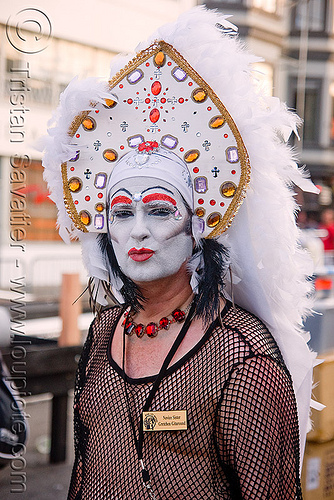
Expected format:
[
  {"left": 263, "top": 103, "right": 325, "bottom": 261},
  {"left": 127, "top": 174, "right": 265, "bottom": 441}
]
[{"left": 319, "top": 209, "right": 334, "bottom": 262}]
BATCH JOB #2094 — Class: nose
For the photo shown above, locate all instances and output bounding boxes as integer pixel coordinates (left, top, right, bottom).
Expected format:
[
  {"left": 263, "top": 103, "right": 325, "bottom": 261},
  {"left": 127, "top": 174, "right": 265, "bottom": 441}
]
[{"left": 129, "top": 212, "right": 150, "bottom": 242}]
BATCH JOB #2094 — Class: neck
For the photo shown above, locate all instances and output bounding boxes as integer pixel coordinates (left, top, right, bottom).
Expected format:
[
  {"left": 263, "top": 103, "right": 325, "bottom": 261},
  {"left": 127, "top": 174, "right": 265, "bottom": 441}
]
[{"left": 133, "top": 263, "right": 193, "bottom": 320}]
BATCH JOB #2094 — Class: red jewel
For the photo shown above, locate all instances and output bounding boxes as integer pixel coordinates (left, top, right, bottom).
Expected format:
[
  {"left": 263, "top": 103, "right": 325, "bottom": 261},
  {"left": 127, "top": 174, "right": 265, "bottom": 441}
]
[
  {"left": 231, "top": 170, "right": 236, "bottom": 175},
  {"left": 127, "top": 99, "right": 133, "bottom": 104},
  {"left": 149, "top": 109, "right": 160, "bottom": 123},
  {"left": 198, "top": 198, "right": 204, "bottom": 205},
  {"left": 178, "top": 98, "right": 184, "bottom": 104},
  {"left": 210, "top": 199, "right": 216, "bottom": 206},
  {"left": 119, "top": 84, "right": 123, "bottom": 89},
  {"left": 180, "top": 147, "right": 184, "bottom": 152},
  {"left": 159, "top": 317, "right": 169, "bottom": 329},
  {"left": 74, "top": 200, "right": 78, "bottom": 205},
  {"left": 145, "top": 98, "right": 151, "bottom": 104},
  {"left": 188, "top": 82, "right": 193, "bottom": 86},
  {"left": 151, "top": 81, "right": 162, "bottom": 96},
  {"left": 126, "top": 322, "right": 135, "bottom": 335},
  {"left": 98, "top": 193, "right": 103, "bottom": 199},
  {"left": 120, "top": 145, "right": 124, "bottom": 150},
  {"left": 224, "top": 134, "right": 228, "bottom": 138},
  {"left": 138, "top": 141, "right": 159, "bottom": 153},
  {"left": 207, "top": 107, "right": 212, "bottom": 111},
  {"left": 85, "top": 195, "right": 90, "bottom": 201},
  {"left": 146, "top": 62, "right": 150, "bottom": 67},
  {"left": 70, "top": 167, "right": 75, "bottom": 171},
  {"left": 76, "top": 134, "right": 80, "bottom": 138},
  {"left": 135, "top": 324, "right": 145, "bottom": 338},
  {"left": 172, "top": 309, "right": 185, "bottom": 322},
  {"left": 193, "top": 167, "right": 199, "bottom": 173},
  {"left": 220, "top": 202, "right": 225, "bottom": 207},
  {"left": 95, "top": 110, "right": 99, "bottom": 113},
  {"left": 167, "top": 62, "right": 172, "bottom": 66},
  {"left": 160, "top": 98, "right": 166, "bottom": 104},
  {"left": 146, "top": 323, "right": 158, "bottom": 337}
]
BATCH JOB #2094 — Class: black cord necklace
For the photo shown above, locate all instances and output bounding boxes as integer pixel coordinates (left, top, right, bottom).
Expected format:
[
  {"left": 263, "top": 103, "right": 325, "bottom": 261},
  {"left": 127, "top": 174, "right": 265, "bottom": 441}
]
[{"left": 122, "top": 299, "right": 196, "bottom": 499}]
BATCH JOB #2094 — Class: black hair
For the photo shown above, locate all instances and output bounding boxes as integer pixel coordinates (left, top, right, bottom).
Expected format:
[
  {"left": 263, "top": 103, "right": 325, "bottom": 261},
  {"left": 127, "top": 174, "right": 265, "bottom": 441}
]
[{"left": 90, "top": 233, "right": 229, "bottom": 322}]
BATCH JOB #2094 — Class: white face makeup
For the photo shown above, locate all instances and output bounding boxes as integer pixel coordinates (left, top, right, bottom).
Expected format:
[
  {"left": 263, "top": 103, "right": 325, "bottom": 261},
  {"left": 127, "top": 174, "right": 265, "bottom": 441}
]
[{"left": 107, "top": 177, "right": 193, "bottom": 283}]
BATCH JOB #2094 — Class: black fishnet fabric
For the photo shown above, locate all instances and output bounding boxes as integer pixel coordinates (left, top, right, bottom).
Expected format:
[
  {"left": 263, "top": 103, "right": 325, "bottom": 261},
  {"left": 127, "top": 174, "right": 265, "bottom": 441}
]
[{"left": 68, "top": 301, "right": 302, "bottom": 499}]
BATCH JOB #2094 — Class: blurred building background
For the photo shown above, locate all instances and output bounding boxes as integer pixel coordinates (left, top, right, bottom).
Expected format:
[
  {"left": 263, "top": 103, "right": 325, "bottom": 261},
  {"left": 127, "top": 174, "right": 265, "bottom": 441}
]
[
  {"left": 205, "top": 0, "right": 334, "bottom": 215},
  {"left": 0, "top": 2, "right": 334, "bottom": 500},
  {"left": 0, "top": 0, "right": 333, "bottom": 295}
]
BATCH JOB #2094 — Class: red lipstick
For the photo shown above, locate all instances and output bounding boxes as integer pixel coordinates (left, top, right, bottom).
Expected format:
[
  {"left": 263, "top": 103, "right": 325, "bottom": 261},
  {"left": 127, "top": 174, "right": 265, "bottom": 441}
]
[{"left": 128, "top": 247, "right": 154, "bottom": 262}]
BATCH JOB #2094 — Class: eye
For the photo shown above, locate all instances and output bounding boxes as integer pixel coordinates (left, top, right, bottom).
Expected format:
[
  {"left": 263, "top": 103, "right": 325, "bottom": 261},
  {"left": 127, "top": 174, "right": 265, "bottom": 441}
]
[
  {"left": 149, "top": 207, "right": 175, "bottom": 217},
  {"left": 113, "top": 209, "right": 134, "bottom": 219}
]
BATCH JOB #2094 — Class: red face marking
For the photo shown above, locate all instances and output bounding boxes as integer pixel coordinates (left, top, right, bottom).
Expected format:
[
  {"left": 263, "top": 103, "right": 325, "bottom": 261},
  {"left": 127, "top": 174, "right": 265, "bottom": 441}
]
[
  {"left": 142, "top": 193, "right": 177, "bottom": 206},
  {"left": 110, "top": 195, "right": 132, "bottom": 209}
]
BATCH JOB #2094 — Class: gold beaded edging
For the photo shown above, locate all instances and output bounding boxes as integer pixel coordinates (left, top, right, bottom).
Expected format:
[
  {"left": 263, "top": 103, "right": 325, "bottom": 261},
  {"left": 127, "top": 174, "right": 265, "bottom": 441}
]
[
  {"left": 63, "top": 40, "right": 251, "bottom": 237},
  {"left": 61, "top": 162, "right": 88, "bottom": 232}
]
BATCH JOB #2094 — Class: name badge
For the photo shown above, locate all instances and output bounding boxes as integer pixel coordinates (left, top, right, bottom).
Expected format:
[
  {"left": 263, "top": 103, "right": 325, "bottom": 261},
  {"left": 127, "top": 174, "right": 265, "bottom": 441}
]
[{"left": 142, "top": 410, "right": 188, "bottom": 432}]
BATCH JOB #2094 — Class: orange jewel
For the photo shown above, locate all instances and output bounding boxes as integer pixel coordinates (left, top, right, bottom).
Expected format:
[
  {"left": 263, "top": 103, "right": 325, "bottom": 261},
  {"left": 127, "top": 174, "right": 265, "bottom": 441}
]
[
  {"left": 209, "top": 116, "right": 225, "bottom": 129},
  {"left": 184, "top": 150, "right": 200, "bottom": 163},
  {"left": 195, "top": 207, "right": 205, "bottom": 217},
  {"left": 95, "top": 203, "right": 104, "bottom": 212},
  {"left": 82, "top": 117, "right": 96, "bottom": 131},
  {"left": 192, "top": 88, "right": 208, "bottom": 103},
  {"left": 154, "top": 51, "right": 165, "bottom": 67},
  {"left": 80, "top": 210, "right": 91, "bottom": 226},
  {"left": 220, "top": 182, "right": 236, "bottom": 198},
  {"left": 103, "top": 149, "right": 118, "bottom": 162},
  {"left": 104, "top": 98, "right": 117, "bottom": 108},
  {"left": 68, "top": 177, "right": 82, "bottom": 193},
  {"left": 207, "top": 212, "right": 221, "bottom": 228}
]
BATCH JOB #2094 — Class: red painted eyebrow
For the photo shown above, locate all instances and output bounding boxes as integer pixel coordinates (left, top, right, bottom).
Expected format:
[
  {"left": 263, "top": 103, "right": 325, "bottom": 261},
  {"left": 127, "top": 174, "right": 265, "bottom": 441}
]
[
  {"left": 142, "top": 193, "right": 177, "bottom": 206},
  {"left": 110, "top": 195, "right": 132, "bottom": 208}
]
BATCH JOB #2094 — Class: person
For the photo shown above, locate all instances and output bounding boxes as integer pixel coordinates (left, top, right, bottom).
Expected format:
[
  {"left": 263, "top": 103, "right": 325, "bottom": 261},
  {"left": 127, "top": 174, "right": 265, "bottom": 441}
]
[
  {"left": 43, "top": 7, "right": 319, "bottom": 499},
  {"left": 319, "top": 208, "right": 334, "bottom": 264}
]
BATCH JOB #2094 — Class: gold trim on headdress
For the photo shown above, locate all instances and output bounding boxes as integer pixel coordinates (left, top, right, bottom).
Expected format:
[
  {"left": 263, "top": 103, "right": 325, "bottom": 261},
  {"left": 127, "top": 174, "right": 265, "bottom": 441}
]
[{"left": 62, "top": 41, "right": 250, "bottom": 238}]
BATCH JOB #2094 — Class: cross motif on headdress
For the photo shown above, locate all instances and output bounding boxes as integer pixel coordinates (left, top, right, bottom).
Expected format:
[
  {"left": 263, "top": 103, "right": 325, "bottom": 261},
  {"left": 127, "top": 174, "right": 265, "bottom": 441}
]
[
  {"left": 93, "top": 140, "right": 101, "bottom": 151},
  {"left": 120, "top": 121, "right": 129, "bottom": 132},
  {"left": 84, "top": 169, "right": 92, "bottom": 179},
  {"left": 202, "top": 140, "right": 211, "bottom": 151},
  {"left": 181, "top": 122, "right": 190, "bottom": 133},
  {"left": 134, "top": 97, "right": 144, "bottom": 106},
  {"left": 154, "top": 68, "right": 162, "bottom": 79},
  {"left": 150, "top": 124, "right": 159, "bottom": 133},
  {"left": 211, "top": 166, "right": 220, "bottom": 178}
]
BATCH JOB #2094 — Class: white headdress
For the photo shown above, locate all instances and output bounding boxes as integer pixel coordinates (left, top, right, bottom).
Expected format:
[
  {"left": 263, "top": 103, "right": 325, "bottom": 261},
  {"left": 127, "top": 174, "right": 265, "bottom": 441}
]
[{"left": 42, "top": 6, "right": 319, "bottom": 460}]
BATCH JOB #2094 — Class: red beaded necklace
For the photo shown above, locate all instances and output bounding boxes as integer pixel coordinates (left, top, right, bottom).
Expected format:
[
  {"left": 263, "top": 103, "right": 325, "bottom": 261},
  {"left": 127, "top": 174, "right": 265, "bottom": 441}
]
[{"left": 122, "top": 302, "right": 192, "bottom": 338}]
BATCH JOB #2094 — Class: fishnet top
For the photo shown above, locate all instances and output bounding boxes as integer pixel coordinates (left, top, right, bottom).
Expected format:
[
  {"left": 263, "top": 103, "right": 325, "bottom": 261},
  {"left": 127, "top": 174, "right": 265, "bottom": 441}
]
[{"left": 68, "top": 301, "right": 302, "bottom": 499}]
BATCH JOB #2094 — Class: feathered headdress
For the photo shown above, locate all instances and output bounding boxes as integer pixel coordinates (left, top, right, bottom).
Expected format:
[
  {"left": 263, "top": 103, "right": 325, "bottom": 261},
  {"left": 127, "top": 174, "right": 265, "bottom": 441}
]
[{"left": 42, "top": 6, "right": 319, "bottom": 461}]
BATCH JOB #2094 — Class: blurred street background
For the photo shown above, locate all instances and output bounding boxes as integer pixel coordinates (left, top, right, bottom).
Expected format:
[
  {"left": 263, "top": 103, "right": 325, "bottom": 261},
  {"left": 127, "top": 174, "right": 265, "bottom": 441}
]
[
  {"left": 0, "top": 393, "right": 74, "bottom": 499},
  {"left": 1, "top": 0, "right": 334, "bottom": 498}
]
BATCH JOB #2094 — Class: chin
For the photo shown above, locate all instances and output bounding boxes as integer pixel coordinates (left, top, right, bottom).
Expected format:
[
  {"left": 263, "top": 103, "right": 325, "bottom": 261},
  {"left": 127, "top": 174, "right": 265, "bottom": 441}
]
[{"left": 124, "top": 261, "right": 187, "bottom": 284}]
